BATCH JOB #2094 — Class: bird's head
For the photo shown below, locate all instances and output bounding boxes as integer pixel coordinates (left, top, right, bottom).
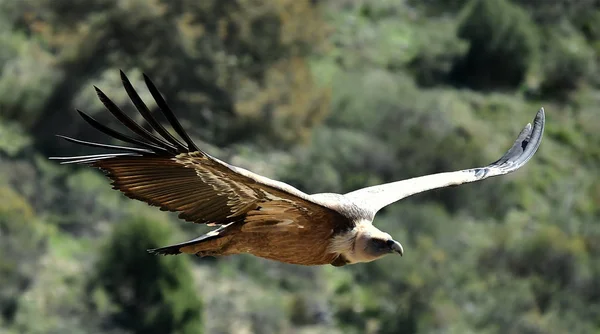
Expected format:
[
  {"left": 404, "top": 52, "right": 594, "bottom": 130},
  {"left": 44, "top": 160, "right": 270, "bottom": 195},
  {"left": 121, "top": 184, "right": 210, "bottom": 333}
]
[{"left": 354, "top": 225, "right": 403, "bottom": 262}]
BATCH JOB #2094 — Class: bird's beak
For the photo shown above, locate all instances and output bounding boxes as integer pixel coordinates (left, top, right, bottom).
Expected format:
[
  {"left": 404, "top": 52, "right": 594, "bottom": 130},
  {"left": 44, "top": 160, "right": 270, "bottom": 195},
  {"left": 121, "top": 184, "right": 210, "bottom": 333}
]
[{"left": 388, "top": 240, "right": 404, "bottom": 256}]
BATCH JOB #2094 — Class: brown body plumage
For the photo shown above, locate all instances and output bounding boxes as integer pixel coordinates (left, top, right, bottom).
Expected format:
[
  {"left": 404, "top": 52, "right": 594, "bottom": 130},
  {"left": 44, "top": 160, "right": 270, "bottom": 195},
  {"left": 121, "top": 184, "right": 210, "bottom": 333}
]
[{"left": 51, "top": 71, "right": 545, "bottom": 266}]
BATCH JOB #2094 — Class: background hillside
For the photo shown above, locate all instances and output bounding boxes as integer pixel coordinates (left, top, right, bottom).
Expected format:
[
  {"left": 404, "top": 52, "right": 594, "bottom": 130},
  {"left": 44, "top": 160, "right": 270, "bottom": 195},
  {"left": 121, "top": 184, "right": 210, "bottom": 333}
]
[{"left": 1, "top": 0, "right": 599, "bottom": 333}]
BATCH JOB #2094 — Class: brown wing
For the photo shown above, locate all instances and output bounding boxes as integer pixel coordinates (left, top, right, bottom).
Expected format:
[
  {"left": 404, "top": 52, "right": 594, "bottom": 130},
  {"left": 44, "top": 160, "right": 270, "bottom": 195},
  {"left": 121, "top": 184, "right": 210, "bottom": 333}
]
[
  {"left": 88, "top": 154, "right": 261, "bottom": 224},
  {"left": 50, "top": 71, "right": 350, "bottom": 230}
]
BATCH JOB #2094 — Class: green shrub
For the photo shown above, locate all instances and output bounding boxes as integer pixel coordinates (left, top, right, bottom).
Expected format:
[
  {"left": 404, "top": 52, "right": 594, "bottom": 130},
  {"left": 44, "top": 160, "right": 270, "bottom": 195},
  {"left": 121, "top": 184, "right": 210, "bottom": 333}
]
[
  {"left": 407, "top": 0, "right": 466, "bottom": 16},
  {"left": 539, "top": 24, "right": 596, "bottom": 98},
  {"left": 408, "top": 19, "right": 468, "bottom": 87},
  {"left": 92, "top": 217, "right": 204, "bottom": 334},
  {"left": 0, "top": 32, "right": 59, "bottom": 128},
  {"left": 577, "top": 9, "right": 600, "bottom": 42},
  {"left": 0, "top": 186, "right": 46, "bottom": 323},
  {"left": 452, "top": 0, "right": 539, "bottom": 89},
  {"left": 0, "top": 121, "right": 31, "bottom": 157}
]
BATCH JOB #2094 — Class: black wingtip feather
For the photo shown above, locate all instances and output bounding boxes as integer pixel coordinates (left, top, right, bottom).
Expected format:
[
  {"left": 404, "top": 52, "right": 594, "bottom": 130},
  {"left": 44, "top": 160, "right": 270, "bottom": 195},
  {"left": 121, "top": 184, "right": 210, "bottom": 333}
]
[
  {"left": 75, "top": 109, "right": 172, "bottom": 155},
  {"left": 49, "top": 153, "right": 137, "bottom": 161},
  {"left": 142, "top": 73, "right": 201, "bottom": 152},
  {"left": 53, "top": 71, "right": 203, "bottom": 163},
  {"left": 55, "top": 135, "right": 153, "bottom": 154},
  {"left": 119, "top": 71, "right": 189, "bottom": 152},
  {"left": 493, "top": 122, "right": 532, "bottom": 165},
  {"left": 488, "top": 107, "right": 545, "bottom": 171},
  {"left": 515, "top": 107, "right": 544, "bottom": 165},
  {"left": 93, "top": 85, "right": 174, "bottom": 149}
]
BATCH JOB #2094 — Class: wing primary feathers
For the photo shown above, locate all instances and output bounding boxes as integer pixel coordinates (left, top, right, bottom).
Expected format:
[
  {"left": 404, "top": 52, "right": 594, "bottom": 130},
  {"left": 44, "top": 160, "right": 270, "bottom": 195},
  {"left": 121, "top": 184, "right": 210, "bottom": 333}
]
[
  {"left": 484, "top": 107, "right": 545, "bottom": 174},
  {"left": 49, "top": 153, "right": 136, "bottom": 161},
  {"left": 54, "top": 72, "right": 202, "bottom": 161},
  {"left": 143, "top": 73, "right": 201, "bottom": 152},
  {"left": 54, "top": 154, "right": 143, "bottom": 165},
  {"left": 93, "top": 85, "right": 176, "bottom": 150},
  {"left": 518, "top": 108, "right": 545, "bottom": 164},
  {"left": 54, "top": 135, "right": 154, "bottom": 154},
  {"left": 75, "top": 109, "right": 173, "bottom": 154},
  {"left": 119, "top": 70, "right": 189, "bottom": 152},
  {"left": 486, "top": 123, "right": 532, "bottom": 168}
]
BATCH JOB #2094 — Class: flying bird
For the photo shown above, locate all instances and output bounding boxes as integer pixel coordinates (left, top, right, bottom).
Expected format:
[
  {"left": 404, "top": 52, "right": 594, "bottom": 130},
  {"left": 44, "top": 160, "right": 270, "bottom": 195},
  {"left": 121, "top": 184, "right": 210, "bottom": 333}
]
[{"left": 51, "top": 71, "right": 545, "bottom": 267}]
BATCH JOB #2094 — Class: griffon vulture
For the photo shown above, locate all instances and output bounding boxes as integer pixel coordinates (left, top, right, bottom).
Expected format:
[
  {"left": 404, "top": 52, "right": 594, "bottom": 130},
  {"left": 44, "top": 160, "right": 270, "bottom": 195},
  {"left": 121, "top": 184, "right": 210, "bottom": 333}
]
[{"left": 51, "top": 71, "right": 545, "bottom": 267}]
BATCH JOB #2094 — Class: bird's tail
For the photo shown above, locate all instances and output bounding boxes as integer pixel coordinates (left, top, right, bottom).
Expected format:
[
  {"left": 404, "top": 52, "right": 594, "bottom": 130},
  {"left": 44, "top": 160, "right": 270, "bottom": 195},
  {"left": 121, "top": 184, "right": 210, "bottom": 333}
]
[{"left": 148, "top": 229, "right": 230, "bottom": 256}]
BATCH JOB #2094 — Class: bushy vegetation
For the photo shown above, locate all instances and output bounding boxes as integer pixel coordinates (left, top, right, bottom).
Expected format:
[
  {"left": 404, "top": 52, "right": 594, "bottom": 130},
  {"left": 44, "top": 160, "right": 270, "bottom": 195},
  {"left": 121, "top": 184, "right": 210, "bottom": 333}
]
[
  {"left": 452, "top": 0, "right": 539, "bottom": 89},
  {"left": 1, "top": 0, "right": 599, "bottom": 333},
  {"left": 91, "top": 217, "right": 203, "bottom": 334},
  {"left": 0, "top": 187, "right": 46, "bottom": 323}
]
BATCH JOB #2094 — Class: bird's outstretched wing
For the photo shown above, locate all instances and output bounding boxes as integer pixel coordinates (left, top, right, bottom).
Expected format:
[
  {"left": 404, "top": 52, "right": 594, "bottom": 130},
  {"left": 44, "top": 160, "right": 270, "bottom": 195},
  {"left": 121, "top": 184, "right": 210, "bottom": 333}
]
[
  {"left": 50, "top": 71, "right": 345, "bottom": 228},
  {"left": 344, "top": 108, "right": 545, "bottom": 216}
]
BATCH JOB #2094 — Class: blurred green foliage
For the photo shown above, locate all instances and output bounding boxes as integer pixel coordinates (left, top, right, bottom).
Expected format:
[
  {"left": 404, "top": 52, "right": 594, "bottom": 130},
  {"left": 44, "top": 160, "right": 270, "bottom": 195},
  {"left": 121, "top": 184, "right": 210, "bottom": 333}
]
[
  {"left": 452, "top": 0, "right": 539, "bottom": 89},
  {"left": 1, "top": 0, "right": 599, "bottom": 333},
  {"left": 539, "top": 23, "right": 596, "bottom": 99},
  {"left": 0, "top": 187, "right": 46, "bottom": 323},
  {"left": 91, "top": 217, "right": 203, "bottom": 334}
]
